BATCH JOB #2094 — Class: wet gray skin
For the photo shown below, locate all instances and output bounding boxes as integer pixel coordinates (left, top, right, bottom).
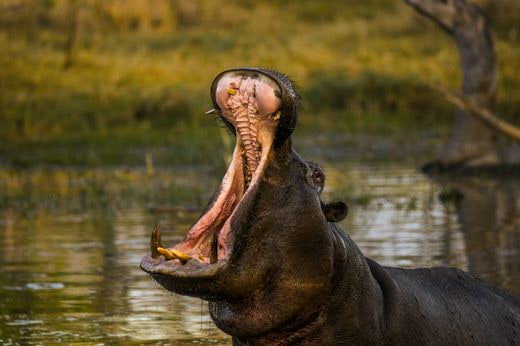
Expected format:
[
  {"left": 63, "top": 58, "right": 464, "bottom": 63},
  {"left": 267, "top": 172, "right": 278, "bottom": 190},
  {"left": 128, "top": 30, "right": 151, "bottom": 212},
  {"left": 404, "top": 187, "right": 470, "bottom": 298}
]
[{"left": 141, "top": 68, "right": 520, "bottom": 345}]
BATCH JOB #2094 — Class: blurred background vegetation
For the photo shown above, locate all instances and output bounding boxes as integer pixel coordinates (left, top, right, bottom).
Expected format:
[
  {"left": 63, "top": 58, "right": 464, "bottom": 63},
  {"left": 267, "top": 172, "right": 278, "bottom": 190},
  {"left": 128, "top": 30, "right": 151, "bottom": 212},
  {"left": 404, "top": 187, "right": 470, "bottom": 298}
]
[{"left": 0, "top": 0, "right": 519, "bottom": 167}]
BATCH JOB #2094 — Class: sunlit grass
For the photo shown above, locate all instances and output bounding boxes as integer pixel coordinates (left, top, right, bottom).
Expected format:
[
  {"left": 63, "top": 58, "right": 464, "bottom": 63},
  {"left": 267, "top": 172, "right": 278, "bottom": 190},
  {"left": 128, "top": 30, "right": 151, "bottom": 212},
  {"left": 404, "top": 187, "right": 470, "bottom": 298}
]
[{"left": 0, "top": 0, "right": 518, "bottom": 166}]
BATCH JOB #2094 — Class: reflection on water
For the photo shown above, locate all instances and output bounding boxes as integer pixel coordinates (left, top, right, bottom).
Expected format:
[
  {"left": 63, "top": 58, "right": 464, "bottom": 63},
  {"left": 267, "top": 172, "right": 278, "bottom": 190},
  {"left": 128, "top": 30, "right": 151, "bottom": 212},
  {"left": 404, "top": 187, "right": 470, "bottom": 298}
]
[
  {"left": 431, "top": 175, "right": 520, "bottom": 295},
  {"left": 0, "top": 162, "right": 518, "bottom": 344}
]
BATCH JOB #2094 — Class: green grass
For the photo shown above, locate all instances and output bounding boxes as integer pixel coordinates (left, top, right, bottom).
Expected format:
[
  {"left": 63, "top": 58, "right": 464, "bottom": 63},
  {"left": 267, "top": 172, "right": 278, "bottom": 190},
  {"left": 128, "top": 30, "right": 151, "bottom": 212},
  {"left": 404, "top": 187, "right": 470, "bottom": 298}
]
[
  {"left": 0, "top": 0, "right": 519, "bottom": 167},
  {"left": 0, "top": 167, "right": 219, "bottom": 213}
]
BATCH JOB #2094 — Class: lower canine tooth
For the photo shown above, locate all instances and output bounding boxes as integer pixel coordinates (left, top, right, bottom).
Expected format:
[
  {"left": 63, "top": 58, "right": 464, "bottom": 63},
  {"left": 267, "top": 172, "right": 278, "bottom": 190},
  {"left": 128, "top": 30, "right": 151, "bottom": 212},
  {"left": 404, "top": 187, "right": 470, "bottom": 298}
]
[
  {"left": 150, "top": 225, "right": 163, "bottom": 259},
  {"left": 157, "top": 247, "right": 192, "bottom": 264}
]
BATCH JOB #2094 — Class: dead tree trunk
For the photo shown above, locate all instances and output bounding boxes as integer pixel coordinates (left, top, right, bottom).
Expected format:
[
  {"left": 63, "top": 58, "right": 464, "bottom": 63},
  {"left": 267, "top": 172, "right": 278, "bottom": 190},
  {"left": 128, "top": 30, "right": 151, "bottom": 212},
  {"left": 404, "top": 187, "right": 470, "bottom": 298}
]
[
  {"left": 405, "top": 0, "right": 499, "bottom": 167},
  {"left": 63, "top": 0, "right": 78, "bottom": 69}
]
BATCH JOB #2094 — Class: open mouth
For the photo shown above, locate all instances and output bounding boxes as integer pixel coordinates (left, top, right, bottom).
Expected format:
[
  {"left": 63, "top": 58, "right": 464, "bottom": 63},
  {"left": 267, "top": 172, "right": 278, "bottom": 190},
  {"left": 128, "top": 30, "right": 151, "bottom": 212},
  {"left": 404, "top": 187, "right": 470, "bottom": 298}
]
[{"left": 141, "top": 69, "right": 283, "bottom": 275}]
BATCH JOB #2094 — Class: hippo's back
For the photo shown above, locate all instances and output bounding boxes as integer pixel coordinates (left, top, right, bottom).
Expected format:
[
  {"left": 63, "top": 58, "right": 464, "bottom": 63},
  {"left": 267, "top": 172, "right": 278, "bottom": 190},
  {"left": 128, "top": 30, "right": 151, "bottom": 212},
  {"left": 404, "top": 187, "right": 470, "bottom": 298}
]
[{"left": 384, "top": 266, "right": 520, "bottom": 345}]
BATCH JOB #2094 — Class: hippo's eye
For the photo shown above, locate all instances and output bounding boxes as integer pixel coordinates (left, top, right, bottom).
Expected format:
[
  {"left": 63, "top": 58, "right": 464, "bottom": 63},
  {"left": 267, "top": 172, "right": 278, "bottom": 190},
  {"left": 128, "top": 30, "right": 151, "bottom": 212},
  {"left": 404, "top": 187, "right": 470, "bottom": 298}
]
[
  {"left": 305, "top": 161, "right": 325, "bottom": 193},
  {"left": 312, "top": 170, "right": 323, "bottom": 184}
]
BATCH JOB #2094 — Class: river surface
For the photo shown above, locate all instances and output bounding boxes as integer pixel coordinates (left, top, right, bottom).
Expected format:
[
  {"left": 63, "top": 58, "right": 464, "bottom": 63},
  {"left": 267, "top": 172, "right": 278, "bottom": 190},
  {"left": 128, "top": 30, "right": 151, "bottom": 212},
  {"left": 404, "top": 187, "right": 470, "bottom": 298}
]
[{"left": 0, "top": 161, "right": 519, "bottom": 345}]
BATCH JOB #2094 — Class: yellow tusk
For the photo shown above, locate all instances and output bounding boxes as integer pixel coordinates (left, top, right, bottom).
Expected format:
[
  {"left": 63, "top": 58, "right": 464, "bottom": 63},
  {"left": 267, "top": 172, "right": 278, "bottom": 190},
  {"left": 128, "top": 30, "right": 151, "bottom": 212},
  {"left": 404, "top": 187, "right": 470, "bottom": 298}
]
[
  {"left": 157, "top": 247, "right": 192, "bottom": 264},
  {"left": 170, "top": 249, "right": 192, "bottom": 262},
  {"left": 157, "top": 247, "right": 175, "bottom": 260},
  {"left": 227, "top": 88, "right": 237, "bottom": 95}
]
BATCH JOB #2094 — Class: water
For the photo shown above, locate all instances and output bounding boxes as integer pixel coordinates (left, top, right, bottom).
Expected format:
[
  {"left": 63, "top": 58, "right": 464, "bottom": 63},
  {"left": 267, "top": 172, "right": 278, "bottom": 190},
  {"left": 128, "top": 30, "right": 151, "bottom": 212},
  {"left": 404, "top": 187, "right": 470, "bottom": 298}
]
[{"left": 0, "top": 161, "right": 518, "bottom": 345}]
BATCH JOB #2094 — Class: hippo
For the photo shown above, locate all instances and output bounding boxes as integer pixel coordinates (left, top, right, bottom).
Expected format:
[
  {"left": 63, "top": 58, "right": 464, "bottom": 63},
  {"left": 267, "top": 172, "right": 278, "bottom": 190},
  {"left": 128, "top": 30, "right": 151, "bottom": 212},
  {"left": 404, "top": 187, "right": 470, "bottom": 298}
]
[{"left": 140, "top": 68, "right": 520, "bottom": 345}]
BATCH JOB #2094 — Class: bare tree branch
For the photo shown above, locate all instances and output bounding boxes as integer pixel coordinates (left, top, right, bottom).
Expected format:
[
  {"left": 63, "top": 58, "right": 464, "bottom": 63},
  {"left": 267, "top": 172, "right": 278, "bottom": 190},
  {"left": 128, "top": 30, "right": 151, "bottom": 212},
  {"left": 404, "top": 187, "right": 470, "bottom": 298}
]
[
  {"left": 405, "top": 0, "right": 457, "bottom": 33},
  {"left": 435, "top": 85, "right": 520, "bottom": 141}
]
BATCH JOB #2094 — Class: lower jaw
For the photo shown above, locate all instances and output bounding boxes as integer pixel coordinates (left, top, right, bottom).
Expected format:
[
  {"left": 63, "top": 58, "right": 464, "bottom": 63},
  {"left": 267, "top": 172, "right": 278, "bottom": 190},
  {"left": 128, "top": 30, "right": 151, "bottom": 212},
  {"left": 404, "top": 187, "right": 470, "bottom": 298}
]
[{"left": 140, "top": 253, "right": 228, "bottom": 299}]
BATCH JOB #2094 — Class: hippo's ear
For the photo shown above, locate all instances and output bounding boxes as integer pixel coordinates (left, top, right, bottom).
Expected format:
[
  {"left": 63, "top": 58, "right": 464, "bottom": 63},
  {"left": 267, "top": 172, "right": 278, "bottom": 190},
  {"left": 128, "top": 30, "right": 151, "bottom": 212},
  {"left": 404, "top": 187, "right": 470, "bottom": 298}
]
[{"left": 321, "top": 201, "right": 348, "bottom": 222}]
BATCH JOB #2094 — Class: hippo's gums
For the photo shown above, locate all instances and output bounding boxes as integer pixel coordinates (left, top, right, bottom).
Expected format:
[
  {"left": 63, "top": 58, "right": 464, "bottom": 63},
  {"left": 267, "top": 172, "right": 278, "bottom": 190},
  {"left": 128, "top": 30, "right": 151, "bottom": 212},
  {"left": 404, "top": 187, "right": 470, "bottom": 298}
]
[{"left": 140, "top": 68, "right": 520, "bottom": 345}]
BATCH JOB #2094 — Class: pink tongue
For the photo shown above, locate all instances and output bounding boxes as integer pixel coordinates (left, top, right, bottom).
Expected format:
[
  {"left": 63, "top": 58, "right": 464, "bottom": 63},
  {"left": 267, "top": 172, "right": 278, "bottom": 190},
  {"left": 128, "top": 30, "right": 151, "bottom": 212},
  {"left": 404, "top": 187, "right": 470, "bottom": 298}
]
[{"left": 175, "top": 192, "right": 237, "bottom": 258}]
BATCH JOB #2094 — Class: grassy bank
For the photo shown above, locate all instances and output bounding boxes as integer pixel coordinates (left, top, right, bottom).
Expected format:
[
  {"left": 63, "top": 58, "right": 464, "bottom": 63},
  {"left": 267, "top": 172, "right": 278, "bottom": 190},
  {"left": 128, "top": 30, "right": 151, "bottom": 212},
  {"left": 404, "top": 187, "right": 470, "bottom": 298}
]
[{"left": 1, "top": 0, "right": 519, "bottom": 167}]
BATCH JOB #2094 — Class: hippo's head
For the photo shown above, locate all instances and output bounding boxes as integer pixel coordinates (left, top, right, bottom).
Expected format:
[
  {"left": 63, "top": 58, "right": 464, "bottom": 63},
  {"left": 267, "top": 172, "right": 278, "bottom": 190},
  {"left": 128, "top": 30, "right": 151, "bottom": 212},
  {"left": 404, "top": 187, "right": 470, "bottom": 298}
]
[{"left": 140, "top": 68, "right": 347, "bottom": 339}]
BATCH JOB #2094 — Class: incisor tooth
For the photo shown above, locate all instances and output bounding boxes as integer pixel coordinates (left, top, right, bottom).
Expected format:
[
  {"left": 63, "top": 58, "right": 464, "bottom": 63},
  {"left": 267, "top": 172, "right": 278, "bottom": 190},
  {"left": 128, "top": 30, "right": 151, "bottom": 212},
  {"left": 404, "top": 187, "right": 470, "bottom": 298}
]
[{"left": 157, "top": 247, "right": 191, "bottom": 264}]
